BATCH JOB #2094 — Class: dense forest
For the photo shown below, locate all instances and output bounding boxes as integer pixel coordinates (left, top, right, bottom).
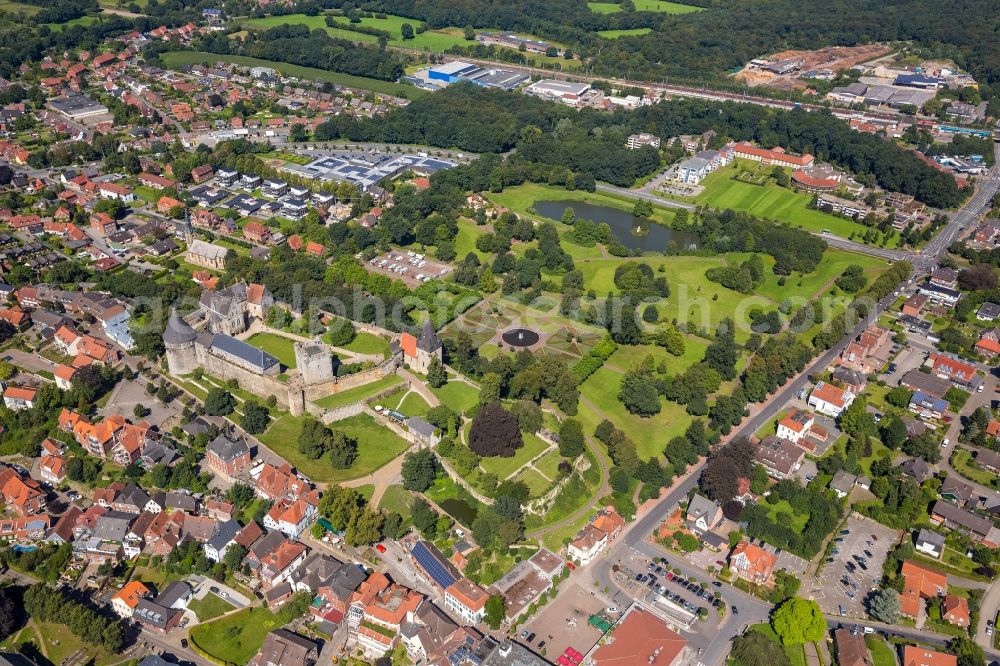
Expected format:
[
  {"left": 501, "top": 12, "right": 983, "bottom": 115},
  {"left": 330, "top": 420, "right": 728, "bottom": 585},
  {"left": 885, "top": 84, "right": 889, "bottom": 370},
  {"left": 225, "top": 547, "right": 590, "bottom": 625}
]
[
  {"left": 360, "top": 0, "right": 999, "bottom": 87},
  {"left": 316, "top": 84, "right": 968, "bottom": 207}
]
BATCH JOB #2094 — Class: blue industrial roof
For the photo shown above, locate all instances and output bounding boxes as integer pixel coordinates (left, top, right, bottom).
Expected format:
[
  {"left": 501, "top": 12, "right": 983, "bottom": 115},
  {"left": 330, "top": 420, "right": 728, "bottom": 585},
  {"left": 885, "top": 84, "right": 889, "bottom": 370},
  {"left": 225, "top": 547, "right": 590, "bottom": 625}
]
[
  {"left": 211, "top": 334, "right": 279, "bottom": 371},
  {"left": 411, "top": 540, "right": 458, "bottom": 589}
]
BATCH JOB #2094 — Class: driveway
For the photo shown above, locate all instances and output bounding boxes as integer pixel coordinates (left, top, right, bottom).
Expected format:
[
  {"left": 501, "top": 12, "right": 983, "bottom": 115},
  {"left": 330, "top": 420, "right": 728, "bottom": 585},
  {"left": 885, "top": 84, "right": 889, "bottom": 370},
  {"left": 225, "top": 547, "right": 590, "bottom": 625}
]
[
  {"left": 2, "top": 349, "right": 59, "bottom": 375},
  {"left": 187, "top": 575, "right": 252, "bottom": 609}
]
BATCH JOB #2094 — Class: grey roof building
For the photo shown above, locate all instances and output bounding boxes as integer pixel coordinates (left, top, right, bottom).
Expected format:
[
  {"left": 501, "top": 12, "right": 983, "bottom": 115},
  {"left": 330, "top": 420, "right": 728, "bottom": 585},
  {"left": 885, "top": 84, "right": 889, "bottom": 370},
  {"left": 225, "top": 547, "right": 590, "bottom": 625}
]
[
  {"left": 900, "top": 457, "right": 932, "bottom": 483},
  {"left": 133, "top": 598, "right": 181, "bottom": 632},
  {"left": 205, "top": 519, "right": 243, "bottom": 561},
  {"left": 915, "top": 528, "right": 945, "bottom": 558},
  {"left": 407, "top": 416, "right": 439, "bottom": 443},
  {"left": 417, "top": 318, "right": 442, "bottom": 353},
  {"left": 156, "top": 581, "right": 193, "bottom": 609},
  {"left": 250, "top": 629, "right": 319, "bottom": 666},
  {"left": 163, "top": 309, "right": 197, "bottom": 345},
  {"left": 209, "top": 334, "right": 279, "bottom": 373},
  {"left": 93, "top": 511, "right": 136, "bottom": 542},
  {"left": 207, "top": 430, "right": 250, "bottom": 465}
]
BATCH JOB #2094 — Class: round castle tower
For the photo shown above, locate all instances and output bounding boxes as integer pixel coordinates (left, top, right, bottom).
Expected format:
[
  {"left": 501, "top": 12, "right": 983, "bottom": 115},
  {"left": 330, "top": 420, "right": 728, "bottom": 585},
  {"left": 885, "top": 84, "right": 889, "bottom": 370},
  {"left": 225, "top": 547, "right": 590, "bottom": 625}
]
[{"left": 163, "top": 309, "right": 199, "bottom": 375}]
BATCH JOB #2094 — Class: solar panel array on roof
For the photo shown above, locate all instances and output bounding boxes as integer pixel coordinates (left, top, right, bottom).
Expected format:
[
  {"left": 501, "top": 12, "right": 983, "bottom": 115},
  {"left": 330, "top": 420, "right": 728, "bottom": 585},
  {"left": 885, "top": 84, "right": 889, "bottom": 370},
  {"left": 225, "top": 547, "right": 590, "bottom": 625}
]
[{"left": 411, "top": 541, "right": 458, "bottom": 589}]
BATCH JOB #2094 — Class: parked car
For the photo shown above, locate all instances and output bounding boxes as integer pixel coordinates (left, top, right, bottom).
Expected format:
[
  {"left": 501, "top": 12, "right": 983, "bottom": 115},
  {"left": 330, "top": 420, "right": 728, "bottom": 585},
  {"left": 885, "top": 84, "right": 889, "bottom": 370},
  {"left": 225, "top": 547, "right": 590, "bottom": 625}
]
[{"left": 375, "top": 544, "right": 386, "bottom": 553}]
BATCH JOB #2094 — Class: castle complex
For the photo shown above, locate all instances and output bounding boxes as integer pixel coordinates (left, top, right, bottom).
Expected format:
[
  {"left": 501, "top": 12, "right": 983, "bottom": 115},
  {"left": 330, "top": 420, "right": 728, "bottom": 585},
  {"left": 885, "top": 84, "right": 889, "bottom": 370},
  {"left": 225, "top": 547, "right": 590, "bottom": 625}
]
[{"left": 162, "top": 305, "right": 441, "bottom": 417}]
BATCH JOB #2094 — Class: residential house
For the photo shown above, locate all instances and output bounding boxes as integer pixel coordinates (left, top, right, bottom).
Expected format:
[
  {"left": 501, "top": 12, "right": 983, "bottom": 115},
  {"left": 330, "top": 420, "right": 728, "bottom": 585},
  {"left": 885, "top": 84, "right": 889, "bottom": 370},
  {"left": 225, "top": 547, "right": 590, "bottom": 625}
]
[
  {"left": 205, "top": 431, "right": 251, "bottom": 478},
  {"left": 929, "top": 501, "right": 1000, "bottom": 546},
  {"left": 900, "top": 560, "right": 947, "bottom": 618},
  {"left": 928, "top": 353, "right": 980, "bottom": 390},
  {"left": 915, "top": 529, "right": 945, "bottom": 559},
  {"left": 977, "top": 303, "right": 1000, "bottom": 322},
  {"left": 0, "top": 468, "right": 46, "bottom": 515},
  {"left": 902, "top": 294, "right": 929, "bottom": 317},
  {"left": 263, "top": 497, "right": 316, "bottom": 538},
  {"left": 443, "top": 578, "right": 487, "bottom": 625},
  {"left": 205, "top": 519, "right": 242, "bottom": 562},
  {"left": 909, "top": 390, "right": 949, "bottom": 421},
  {"left": 259, "top": 539, "right": 309, "bottom": 590},
  {"left": 685, "top": 495, "right": 723, "bottom": 534},
  {"left": 3, "top": 386, "right": 37, "bottom": 411},
  {"left": 754, "top": 436, "right": 805, "bottom": 479},
  {"left": 940, "top": 477, "right": 976, "bottom": 506},
  {"left": 975, "top": 329, "right": 1000, "bottom": 358},
  {"left": 943, "top": 594, "right": 970, "bottom": 628},
  {"left": 976, "top": 449, "right": 1000, "bottom": 473},
  {"left": 829, "top": 471, "right": 859, "bottom": 498},
  {"left": 250, "top": 629, "right": 319, "bottom": 666},
  {"left": 132, "top": 597, "right": 181, "bottom": 634},
  {"left": 112, "top": 581, "right": 151, "bottom": 618},
  {"left": 902, "top": 647, "right": 956, "bottom": 666},
  {"left": 808, "top": 382, "right": 855, "bottom": 417},
  {"left": 566, "top": 508, "right": 624, "bottom": 565},
  {"left": 834, "top": 629, "right": 872, "bottom": 666},
  {"left": 729, "top": 541, "right": 777, "bottom": 586}
]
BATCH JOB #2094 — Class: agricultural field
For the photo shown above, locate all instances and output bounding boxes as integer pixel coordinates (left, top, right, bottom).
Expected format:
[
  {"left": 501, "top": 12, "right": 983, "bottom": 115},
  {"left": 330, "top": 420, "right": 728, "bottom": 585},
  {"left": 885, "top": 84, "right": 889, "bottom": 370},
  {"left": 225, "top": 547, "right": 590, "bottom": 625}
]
[
  {"left": 676, "top": 160, "right": 898, "bottom": 247},
  {"left": 257, "top": 412, "right": 410, "bottom": 483},
  {"left": 159, "top": 51, "right": 425, "bottom": 98}
]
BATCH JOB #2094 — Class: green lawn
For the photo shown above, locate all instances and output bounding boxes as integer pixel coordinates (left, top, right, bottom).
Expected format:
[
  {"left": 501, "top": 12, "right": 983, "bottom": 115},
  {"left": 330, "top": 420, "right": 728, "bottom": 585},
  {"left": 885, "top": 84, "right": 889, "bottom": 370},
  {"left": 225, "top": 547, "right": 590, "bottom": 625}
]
[
  {"left": 378, "top": 484, "right": 414, "bottom": 521},
  {"left": 396, "top": 391, "right": 431, "bottom": 417},
  {"left": 683, "top": 160, "right": 899, "bottom": 247},
  {"left": 866, "top": 636, "right": 898, "bottom": 666},
  {"left": 597, "top": 28, "right": 652, "bottom": 38},
  {"left": 190, "top": 607, "right": 280, "bottom": 666},
  {"left": 259, "top": 412, "right": 410, "bottom": 483},
  {"left": 245, "top": 12, "right": 469, "bottom": 52},
  {"left": 430, "top": 381, "right": 480, "bottom": 414},
  {"left": 188, "top": 594, "right": 236, "bottom": 622},
  {"left": 160, "top": 51, "right": 425, "bottom": 98},
  {"left": 589, "top": 0, "right": 702, "bottom": 12},
  {"left": 312, "top": 373, "right": 403, "bottom": 410},
  {"left": 606, "top": 339, "right": 708, "bottom": 376},
  {"left": 534, "top": 449, "right": 567, "bottom": 480},
  {"left": 578, "top": 366, "right": 690, "bottom": 460},
  {"left": 762, "top": 498, "right": 809, "bottom": 531},
  {"left": 514, "top": 467, "right": 553, "bottom": 495},
  {"left": 0, "top": 0, "right": 40, "bottom": 14},
  {"left": 952, "top": 448, "right": 997, "bottom": 486},
  {"left": 245, "top": 332, "right": 299, "bottom": 369},
  {"left": 343, "top": 331, "right": 391, "bottom": 356},
  {"left": 479, "top": 431, "right": 551, "bottom": 480},
  {"left": 47, "top": 14, "right": 99, "bottom": 30}
]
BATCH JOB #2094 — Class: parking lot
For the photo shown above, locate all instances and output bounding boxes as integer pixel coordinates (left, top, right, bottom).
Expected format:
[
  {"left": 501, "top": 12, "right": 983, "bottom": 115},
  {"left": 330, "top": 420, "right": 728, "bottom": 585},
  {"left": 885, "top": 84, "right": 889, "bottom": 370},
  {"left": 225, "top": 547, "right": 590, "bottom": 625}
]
[
  {"left": 365, "top": 248, "right": 452, "bottom": 288},
  {"left": 520, "top": 582, "right": 607, "bottom": 660},
  {"left": 813, "top": 514, "right": 899, "bottom": 619}
]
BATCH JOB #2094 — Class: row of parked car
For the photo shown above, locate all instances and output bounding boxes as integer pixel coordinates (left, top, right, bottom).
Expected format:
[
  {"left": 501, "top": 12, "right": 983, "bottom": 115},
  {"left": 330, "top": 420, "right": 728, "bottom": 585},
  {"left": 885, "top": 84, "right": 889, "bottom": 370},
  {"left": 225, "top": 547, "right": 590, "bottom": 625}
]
[{"left": 635, "top": 559, "right": 722, "bottom": 616}]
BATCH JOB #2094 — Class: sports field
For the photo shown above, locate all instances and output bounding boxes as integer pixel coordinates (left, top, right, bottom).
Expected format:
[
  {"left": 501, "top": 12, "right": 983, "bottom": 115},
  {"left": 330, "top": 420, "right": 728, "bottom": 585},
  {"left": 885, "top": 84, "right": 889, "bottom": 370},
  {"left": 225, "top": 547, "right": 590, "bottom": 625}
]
[{"left": 159, "top": 51, "right": 425, "bottom": 98}]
